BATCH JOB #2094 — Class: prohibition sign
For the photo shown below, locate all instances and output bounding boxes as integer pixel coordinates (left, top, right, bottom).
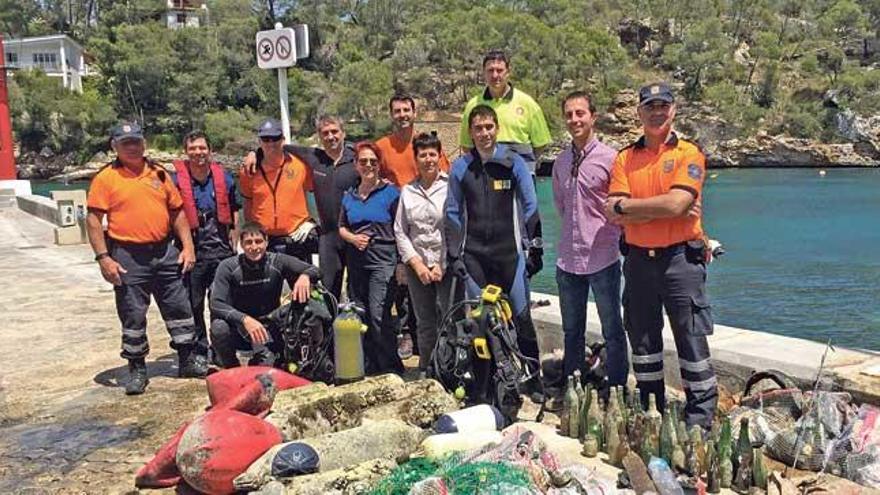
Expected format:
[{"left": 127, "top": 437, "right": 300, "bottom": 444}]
[
  {"left": 275, "top": 36, "right": 292, "bottom": 61},
  {"left": 258, "top": 38, "right": 274, "bottom": 62}
]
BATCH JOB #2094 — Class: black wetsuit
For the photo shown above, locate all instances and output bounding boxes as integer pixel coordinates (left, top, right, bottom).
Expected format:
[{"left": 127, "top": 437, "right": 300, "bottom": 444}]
[
  {"left": 283, "top": 144, "right": 359, "bottom": 299},
  {"left": 209, "top": 251, "right": 320, "bottom": 367},
  {"left": 445, "top": 145, "right": 543, "bottom": 362}
]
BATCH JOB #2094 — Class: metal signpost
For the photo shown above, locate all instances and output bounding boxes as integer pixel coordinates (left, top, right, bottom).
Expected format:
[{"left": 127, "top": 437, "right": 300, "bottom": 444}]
[{"left": 255, "top": 23, "right": 309, "bottom": 144}]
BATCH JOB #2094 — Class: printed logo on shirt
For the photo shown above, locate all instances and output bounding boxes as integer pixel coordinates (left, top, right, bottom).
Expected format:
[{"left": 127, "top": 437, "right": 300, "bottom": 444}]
[
  {"left": 285, "top": 167, "right": 297, "bottom": 180},
  {"left": 663, "top": 159, "right": 674, "bottom": 173},
  {"left": 515, "top": 106, "right": 525, "bottom": 116},
  {"left": 687, "top": 163, "right": 703, "bottom": 180},
  {"left": 493, "top": 180, "right": 512, "bottom": 190}
]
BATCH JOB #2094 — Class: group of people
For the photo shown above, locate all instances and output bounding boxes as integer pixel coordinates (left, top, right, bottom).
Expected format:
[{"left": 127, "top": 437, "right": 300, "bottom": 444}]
[{"left": 86, "top": 49, "right": 718, "bottom": 429}]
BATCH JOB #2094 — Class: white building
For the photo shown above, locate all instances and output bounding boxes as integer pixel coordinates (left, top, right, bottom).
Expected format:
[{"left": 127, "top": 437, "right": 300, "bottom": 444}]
[
  {"left": 3, "top": 34, "right": 90, "bottom": 93},
  {"left": 167, "top": 0, "right": 208, "bottom": 29}
]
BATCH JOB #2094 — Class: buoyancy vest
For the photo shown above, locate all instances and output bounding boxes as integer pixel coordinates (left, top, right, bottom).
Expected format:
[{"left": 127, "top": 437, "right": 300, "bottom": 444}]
[{"left": 173, "top": 160, "right": 232, "bottom": 228}]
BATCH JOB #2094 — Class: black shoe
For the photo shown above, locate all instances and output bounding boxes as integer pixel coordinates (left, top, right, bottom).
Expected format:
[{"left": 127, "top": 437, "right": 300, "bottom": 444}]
[
  {"left": 179, "top": 352, "right": 209, "bottom": 378},
  {"left": 521, "top": 376, "right": 546, "bottom": 404},
  {"left": 125, "top": 358, "right": 148, "bottom": 395},
  {"left": 248, "top": 350, "right": 277, "bottom": 367}
]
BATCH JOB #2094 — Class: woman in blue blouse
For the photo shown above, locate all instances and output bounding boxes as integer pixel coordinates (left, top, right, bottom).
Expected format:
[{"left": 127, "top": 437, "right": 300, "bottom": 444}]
[{"left": 339, "top": 141, "right": 404, "bottom": 374}]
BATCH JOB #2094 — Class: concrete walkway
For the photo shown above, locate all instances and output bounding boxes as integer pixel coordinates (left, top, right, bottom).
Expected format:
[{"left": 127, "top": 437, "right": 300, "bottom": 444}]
[{"left": 0, "top": 207, "right": 207, "bottom": 493}]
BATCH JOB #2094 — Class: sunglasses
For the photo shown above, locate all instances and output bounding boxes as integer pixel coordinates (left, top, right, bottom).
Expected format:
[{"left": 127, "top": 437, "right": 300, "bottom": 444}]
[
  {"left": 358, "top": 158, "right": 379, "bottom": 166},
  {"left": 260, "top": 136, "right": 283, "bottom": 143}
]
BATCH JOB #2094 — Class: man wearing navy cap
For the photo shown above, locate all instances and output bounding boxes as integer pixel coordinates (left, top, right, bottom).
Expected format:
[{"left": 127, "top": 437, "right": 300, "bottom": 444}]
[
  {"left": 239, "top": 119, "right": 317, "bottom": 263},
  {"left": 86, "top": 122, "right": 205, "bottom": 395},
  {"left": 604, "top": 82, "right": 717, "bottom": 428}
]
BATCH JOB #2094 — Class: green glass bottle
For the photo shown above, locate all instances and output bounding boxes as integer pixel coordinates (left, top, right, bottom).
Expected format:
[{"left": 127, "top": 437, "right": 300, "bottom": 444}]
[
  {"left": 578, "top": 383, "right": 591, "bottom": 441},
  {"left": 568, "top": 378, "right": 581, "bottom": 439},
  {"left": 720, "top": 450, "right": 734, "bottom": 488},
  {"left": 734, "top": 417, "right": 751, "bottom": 472},
  {"left": 718, "top": 415, "right": 733, "bottom": 459},
  {"left": 659, "top": 409, "right": 676, "bottom": 465},
  {"left": 582, "top": 432, "right": 599, "bottom": 457},
  {"left": 586, "top": 389, "right": 604, "bottom": 451},
  {"left": 751, "top": 442, "right": 768, "bottom": 490},
  {"left": 706, "top": 440, "right": 721, "bottom": 493},
  {"left": 690, "top": 425, "right": 706, "bottom": 476},
  {"left": 560, "top": 375, "right": 575, "bottom": 436},
  {"left": 611, "top": 422, "right": 630, "bottom": 468}
]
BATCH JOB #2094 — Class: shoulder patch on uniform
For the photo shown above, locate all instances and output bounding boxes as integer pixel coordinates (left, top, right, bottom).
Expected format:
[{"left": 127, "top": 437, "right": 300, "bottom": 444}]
[
  {"left": 663, "top": 159, "right": 674, "bottom": 173},
  {"left": 687, "top": 163, "right": 703, "bottom": 180}
]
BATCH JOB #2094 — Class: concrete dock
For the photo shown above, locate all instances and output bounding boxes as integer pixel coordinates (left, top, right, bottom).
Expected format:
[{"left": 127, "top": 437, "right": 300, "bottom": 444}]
[{"left": 1, "top": 199, "right": 879, "bottom": 493}]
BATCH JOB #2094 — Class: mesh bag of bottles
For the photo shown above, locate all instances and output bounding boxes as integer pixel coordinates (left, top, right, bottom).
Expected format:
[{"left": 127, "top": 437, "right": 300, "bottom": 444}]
[{"left": 731, "top": 376, "right": 877, "bottom": 478}]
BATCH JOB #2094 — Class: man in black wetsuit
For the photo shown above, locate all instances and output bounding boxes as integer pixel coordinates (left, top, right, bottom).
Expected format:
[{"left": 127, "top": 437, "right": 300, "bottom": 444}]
[
  {"left": 243, "top": 116, "right": 358, "bottom": 300},
  {"left": 209, "top": 221, "right": 320, "bottom": 368},
  {"left": 445, "top": 104, "right": 545, "bottom": 397}
]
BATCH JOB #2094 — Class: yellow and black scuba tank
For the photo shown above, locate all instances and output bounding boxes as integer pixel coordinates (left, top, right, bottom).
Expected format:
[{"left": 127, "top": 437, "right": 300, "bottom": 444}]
[
  {"left": 429, "top": 284, "right": 524, "bottom": 424},
  {"left": 333, "top": 301, "right": 368, "bottom": 383}
]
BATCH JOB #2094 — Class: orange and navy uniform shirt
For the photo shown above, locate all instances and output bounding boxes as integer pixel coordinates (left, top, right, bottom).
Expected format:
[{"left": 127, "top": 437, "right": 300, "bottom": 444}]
[
  {"left": 87, "top": 160, "right": 183, "bottom": 243},
  {"left": 608, "top": 132, "right": 706, "bottom": 248},
  {"left": 375, "top": 134, "right": 451, "bottom": 187},
  {"left": 239, "top": 153, "right": 313, "bottom": 237}
]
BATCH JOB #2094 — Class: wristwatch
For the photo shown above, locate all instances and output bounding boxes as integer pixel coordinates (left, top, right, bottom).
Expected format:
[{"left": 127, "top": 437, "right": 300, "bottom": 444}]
[
  {"left": 529, "top": 238, "right": 545, "bottom": 250},
  {"left": 95, "top": 252, "right": 110, "bottom": 261},
  {"left": 613, "top": 200, "right": 627, "bottom": 215}
]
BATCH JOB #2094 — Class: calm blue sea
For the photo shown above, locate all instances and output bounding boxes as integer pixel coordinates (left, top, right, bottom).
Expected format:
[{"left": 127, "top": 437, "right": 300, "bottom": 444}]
[
  {"left": 35, "top": 168, "right": 880, "bottom": 350},
  {"left": 533, "top": 168, "right": 880, "bottom": 351}
]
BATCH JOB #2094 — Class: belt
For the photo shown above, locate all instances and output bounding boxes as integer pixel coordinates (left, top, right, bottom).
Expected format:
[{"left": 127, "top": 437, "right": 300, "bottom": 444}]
[
  {"left": 109, "top": 237, "right": 171, "bottom": 249},
  {"left": 627, "top": 242, "right": 686, "bottom": 259}
]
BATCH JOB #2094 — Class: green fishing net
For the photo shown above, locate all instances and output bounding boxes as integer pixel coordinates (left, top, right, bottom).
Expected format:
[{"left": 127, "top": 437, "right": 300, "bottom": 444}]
[{"left": 369, "top": 454, "right": 533, "bottom": 495}]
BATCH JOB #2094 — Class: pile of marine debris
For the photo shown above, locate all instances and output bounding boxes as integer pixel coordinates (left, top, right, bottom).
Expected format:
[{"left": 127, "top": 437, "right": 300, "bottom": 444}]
[{"left": 132, "top": 365, "right": 880, "bottom": 494}]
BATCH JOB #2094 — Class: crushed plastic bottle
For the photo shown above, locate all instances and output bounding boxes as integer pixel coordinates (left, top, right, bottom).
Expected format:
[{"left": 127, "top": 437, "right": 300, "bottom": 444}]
[{"left": 647, "top": 456, "right": 684, "bottom": 495}]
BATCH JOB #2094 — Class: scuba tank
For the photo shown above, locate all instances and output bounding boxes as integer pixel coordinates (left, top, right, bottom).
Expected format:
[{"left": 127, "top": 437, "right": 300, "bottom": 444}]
[
  {"left": 429, "top": 284, "right": 527, "bottom": 424},
  {"left": 263, "top": 284, "right": 335, "bottom": 383},
  {"left": 333, "top": 301, "right": 367, "bottom": 383}
]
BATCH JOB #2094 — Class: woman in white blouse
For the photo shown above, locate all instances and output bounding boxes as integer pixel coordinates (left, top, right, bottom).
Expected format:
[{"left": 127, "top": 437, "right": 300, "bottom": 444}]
[{"left": 393, "top": 132, "right": 451, "bottom": 372}]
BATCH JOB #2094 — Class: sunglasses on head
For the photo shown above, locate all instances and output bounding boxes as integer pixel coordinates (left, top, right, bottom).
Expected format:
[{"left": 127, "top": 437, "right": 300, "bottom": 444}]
[
  {"left": 358, "top": 158, "right": 379, "bottom": 166},
  {"left": 260, "top": 135, "right": 283, "bottom": 143}
]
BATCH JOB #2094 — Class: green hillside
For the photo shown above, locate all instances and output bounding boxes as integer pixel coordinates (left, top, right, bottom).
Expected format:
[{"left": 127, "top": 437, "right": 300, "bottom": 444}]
[{"left": 5, "top": 0, "right": 880, "bottom": 158}]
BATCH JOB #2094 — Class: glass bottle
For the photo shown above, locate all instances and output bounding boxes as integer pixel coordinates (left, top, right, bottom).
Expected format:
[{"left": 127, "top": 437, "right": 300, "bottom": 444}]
[
  {"left": 560, "top": 375, "right": 575, "bottom": 436},
  {"left": 568, "top": 377, "right": 581, "bottom": 439},
  {"left": 660, "top": 409, "right": 676, "bottom": 465},
  {"left": 582, "top": 432, "right": 599, "bottom": 457},
  {"left": 706, "top": 440, "right": 720, "bottom": 493},
  {"left": 586, "top": 389, "right": 604, "bottom": 451},
  {"left": 690, "top": 425, "right": 706, "bottom": 476},
  {"left": 734, "top": 417, "right": 751, "bottom": 473},
  {"left": 751, "top": 442, "right": 768, "bottom": 490},
  {"left": 611, "top": 422, "right": 630, "bottom": 468}
]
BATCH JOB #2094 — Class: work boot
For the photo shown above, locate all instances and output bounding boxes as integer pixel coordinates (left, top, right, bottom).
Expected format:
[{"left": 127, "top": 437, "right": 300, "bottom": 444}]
[
  {"left": 178, "top": 347, "right": 209, "bottom": 378},
  {"left": 125, "top": 358, "right": 148, "bottom": 395}
]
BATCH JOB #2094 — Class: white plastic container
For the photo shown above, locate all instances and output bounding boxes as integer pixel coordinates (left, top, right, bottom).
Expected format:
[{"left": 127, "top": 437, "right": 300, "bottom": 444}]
[{"left": 434, "top": 404, "right": 505, "bottom": 434}]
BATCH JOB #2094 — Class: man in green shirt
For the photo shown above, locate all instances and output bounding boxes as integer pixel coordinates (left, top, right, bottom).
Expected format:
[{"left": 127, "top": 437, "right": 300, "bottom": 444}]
[{"left": 459, "top": 49, "right": 552, "bottom": 174}]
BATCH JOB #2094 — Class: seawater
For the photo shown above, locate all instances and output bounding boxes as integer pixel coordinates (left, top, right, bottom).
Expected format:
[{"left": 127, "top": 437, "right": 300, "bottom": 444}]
[
  {"left": 34, "top": 167, "right": 880, "bottom": 350},
  {"left": 534, "top": 168, "right": 880, "bottom": 351}
]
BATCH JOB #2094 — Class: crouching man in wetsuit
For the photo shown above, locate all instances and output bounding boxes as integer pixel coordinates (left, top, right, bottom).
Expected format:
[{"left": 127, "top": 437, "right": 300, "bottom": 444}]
[
  {"left": 445, "top": 104, "right": 545, "bottom": 400},
  {"left": 209, "top": 221, "right": 320, "bottom": 368}
]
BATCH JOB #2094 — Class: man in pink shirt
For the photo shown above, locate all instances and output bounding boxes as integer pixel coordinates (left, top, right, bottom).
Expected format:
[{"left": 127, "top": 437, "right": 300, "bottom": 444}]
[{"left": 551, "top": 91, "right": 626, "bottom": 386}]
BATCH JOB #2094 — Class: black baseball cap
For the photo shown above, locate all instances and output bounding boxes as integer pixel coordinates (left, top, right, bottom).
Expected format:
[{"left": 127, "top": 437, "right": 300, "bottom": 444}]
[
  {"left": 638, "top": 82, "right": 675, "bottom": 105},
  {"left": 110, "top": 122, "right": 144, "bottom": 141},
  {"left": 257, "top": 118, "right": 284, "bottom": 138}
]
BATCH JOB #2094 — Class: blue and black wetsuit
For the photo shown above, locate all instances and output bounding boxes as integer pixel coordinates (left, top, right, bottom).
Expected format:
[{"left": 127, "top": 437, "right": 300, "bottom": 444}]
[{"left": 445, "top": 145, "right": 543, "bottom": 362}]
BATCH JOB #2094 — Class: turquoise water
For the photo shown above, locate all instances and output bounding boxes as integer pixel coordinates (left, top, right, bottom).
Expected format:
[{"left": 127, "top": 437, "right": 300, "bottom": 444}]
[
  {"left": 34, "top": 168, "right": 880, "bottom": 350},
  {"left": 534, "top": 168, "right": 880, "bottom": 351}
]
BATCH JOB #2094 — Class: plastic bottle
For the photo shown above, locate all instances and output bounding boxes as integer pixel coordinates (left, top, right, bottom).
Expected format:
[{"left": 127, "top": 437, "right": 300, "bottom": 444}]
[
  {"left": 434, "top": 404, "right": 504, "bottom": 434},
  {"left": 333, "top": 304, "right": 367, "bottom": 383},
  {"left": 647, "top": 456, "right": 685, "bottom": 495}
]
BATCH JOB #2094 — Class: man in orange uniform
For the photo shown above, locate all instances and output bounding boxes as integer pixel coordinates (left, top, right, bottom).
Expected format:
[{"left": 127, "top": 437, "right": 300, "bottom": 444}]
[
  {"left": 375, "top": 94, "right": 451, "bottom": 359},
  {"left": 240, "top": 119, "right": 316, "bottom": 262},
  {"left": 375, "top": 94, "right": 450, "bottom": 187},
  {"left": 86, "top": 122, "right": 204, "bottom": 395},
  {"left": 604, "top": 82, "right": 717, "bottom": 429}
]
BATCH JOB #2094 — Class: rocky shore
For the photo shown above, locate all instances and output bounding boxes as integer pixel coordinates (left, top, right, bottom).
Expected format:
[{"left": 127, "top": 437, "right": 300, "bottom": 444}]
[{"left": 13, "top": 89, "right": 880, "bottom": 181}]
